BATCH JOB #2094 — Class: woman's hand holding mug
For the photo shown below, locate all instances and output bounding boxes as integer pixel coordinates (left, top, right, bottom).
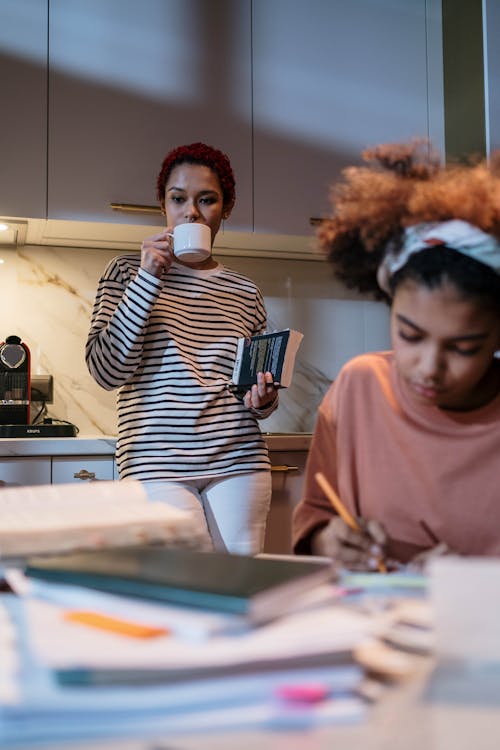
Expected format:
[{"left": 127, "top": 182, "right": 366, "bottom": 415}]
[
  {"left": 141, "top": 229, "right": 174, "bottom": 278},
  {"left": 141, "top": 223, "right": 212, "bottom": 277}
]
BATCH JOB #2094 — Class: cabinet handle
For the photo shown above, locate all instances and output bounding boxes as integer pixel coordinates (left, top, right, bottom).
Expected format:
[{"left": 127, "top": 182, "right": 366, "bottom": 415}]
[
  {"left": 110, "top": 202, "right": 162, "bottom": 215},
  {"left": 270, "top": 465, "right": 299, "bottom": 473},
  {"left": 73, "top": 469, "right": 96, "bottom": 481}
]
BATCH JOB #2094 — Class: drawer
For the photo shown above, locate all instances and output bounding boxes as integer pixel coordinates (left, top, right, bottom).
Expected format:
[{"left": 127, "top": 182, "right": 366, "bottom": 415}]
[
  {"left": 0, "top": 457, "right": 51, "bottom": 486},
  {"left": 51, "top": 456, "right": 116, "bottom": 483}
]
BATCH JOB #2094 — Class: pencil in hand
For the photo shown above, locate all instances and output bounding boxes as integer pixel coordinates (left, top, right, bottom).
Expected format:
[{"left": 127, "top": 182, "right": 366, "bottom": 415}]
[{"left": 314, "top": 472, "right": 387, "bottom": 573}]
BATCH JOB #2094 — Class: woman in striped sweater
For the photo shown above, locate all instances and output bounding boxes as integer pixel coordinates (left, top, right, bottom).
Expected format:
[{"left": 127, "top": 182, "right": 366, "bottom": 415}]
[{"left": 86, "top": 143, "right": 278, "bottom": 555}]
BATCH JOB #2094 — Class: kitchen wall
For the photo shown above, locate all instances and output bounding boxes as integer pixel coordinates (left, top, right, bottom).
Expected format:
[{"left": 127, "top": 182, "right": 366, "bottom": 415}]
[{"left": 0, "top": 244, "right": 391, "bottom": 435}]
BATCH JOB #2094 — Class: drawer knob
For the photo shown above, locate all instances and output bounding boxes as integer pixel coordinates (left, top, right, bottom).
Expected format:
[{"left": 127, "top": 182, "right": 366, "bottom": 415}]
[
  {"left": 270, "top": 465, "right": 299, "bottom": 473},
  {"left": 73, "top": 469, "right": 96, "bottom": 481}
]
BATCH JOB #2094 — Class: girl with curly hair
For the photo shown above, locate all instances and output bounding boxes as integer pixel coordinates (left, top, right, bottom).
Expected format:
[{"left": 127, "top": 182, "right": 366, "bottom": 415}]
[
  {"left": 293, "top": 141, "right": 500, "bottom": 570},
  {"left": 87, "top": 143, "right": 278, "bottom": 555}
]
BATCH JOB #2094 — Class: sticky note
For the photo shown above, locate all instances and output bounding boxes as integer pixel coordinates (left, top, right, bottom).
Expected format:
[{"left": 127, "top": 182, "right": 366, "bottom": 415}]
[
  {"left": 64, "top": 610, "right": 169, "bottom": 639},
  {"left": 275, "top": 683, "right": 330, "bottom": 704}
]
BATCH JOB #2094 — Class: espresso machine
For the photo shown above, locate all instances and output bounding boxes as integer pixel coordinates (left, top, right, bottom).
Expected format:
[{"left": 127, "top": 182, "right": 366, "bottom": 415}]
[{"left": 0, "top": 335, "right": 30, "bottom": 425}]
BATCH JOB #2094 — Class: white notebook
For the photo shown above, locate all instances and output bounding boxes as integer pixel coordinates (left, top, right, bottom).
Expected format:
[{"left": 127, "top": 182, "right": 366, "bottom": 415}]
[{"left": 0, "top": 480, "right": 204, "bottom": 560}]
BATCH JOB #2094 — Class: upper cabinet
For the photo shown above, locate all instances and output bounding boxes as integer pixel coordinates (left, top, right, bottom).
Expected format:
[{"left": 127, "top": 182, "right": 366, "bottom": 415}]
[
  {"left": 47, "top": 0, "right": 253, "bottom": 231},
  {"left": 483, "top": 0, "right": 500, "bottom": 154},
  {"left": 1, "top": 0, "right": 444, "bottom": 240},
  {"left": 251, "top": 0, "right": 444, "bottom": 235},
  {"left": 0, "top": 1, "right": 48, "bottom": 219}
]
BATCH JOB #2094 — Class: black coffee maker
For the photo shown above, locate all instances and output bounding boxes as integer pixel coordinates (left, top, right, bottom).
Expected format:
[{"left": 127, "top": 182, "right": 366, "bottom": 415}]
[{"left": 0, "top": 335, "right": 30, "bottom": 425}]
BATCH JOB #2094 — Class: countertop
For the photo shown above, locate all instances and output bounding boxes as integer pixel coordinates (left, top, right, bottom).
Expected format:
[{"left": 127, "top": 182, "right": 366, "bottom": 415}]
[
  {"left": 0, "top": 433, "right": 312, "bottom": 457},
  {"left": 0, "top": 435, "right": 117, "bottom": 457}
]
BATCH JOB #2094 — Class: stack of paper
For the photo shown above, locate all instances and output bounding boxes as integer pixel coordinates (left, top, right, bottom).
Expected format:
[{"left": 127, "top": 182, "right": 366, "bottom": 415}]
[
  {"left": 1, "top": 550, "right": 419, "bottom": 745},
  {"left": 0, "top": 589, "right": 373, "bottom": 746}
]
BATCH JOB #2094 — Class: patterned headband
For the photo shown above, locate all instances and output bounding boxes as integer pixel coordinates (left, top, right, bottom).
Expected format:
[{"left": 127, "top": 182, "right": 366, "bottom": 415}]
[{"left": 377, "top": 219, "right": 500, "bottom": 295}]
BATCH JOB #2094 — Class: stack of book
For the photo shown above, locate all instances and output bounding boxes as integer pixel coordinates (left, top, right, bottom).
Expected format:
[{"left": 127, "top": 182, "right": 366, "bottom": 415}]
[
  {"left": 0, "top": 546, "right": 379, "bottom": 746},
  {"left": 0, "top": 477, "right": 417, "bottom": 746}
]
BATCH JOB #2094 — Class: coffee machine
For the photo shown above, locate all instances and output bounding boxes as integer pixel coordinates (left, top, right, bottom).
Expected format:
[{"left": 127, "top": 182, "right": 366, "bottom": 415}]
[{"left": 0, "top": 335, "right": 30, "bottom": 425}]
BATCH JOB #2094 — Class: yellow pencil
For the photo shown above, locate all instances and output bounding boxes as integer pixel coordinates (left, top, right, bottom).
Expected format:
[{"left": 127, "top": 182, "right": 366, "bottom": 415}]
[{"left": 314, "top": 472, "right": 387, "bottom": 573}]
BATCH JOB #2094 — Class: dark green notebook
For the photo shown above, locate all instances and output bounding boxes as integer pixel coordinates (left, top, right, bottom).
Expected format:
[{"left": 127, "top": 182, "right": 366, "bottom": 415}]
[{"left": 25, "top": 547, "right": 334, "bottom": 624}]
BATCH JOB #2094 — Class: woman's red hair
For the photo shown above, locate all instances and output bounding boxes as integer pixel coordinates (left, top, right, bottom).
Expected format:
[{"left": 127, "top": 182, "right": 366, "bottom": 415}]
[{"left": 156, "top": 142, "right": 236, "bottom": 214}]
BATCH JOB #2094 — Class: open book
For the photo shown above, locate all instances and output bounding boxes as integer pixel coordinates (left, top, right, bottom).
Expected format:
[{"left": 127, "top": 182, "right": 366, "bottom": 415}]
[
  {"left": 0, "top": 480, "right": 205, "bottom": 560},
  {"left": 228, "top": 328, "right": 303, "bottom": 393}
]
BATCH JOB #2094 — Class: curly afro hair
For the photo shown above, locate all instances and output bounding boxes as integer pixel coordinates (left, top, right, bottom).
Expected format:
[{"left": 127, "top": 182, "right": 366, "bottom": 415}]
[
  {"left": 156, "top": 142, "right": 236, "bottom": 215},
  {"left": 318, "top": 139, "right": 500, "bottom": 302}
]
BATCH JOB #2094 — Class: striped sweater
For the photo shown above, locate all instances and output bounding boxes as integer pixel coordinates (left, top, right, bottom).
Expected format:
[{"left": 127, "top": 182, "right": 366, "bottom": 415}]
[{"left": 86, "top": 254, "right": 276, "bottom": 481}]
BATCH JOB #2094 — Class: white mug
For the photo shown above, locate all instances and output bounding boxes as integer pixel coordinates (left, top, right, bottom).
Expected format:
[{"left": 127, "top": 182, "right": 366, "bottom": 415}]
[{"left": 171, "top": 223, "right": 211, "bottom": 263}]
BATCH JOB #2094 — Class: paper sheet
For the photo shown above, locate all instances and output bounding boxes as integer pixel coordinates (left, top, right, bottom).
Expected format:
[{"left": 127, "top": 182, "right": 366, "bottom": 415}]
[{"left": 23, "top": 595, "right": 377, "bottom": 674}]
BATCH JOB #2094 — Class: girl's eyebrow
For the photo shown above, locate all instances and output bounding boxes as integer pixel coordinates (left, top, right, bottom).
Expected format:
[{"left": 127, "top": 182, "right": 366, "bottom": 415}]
[
  {"left": 396, "top": 314, "right": 421, "bottom": 331},
  {"left": 396, "top": 313, "right": 489, "bottom": 342},
  {"left": 166, "top": 187, "right": 219, "bottom": 196}
]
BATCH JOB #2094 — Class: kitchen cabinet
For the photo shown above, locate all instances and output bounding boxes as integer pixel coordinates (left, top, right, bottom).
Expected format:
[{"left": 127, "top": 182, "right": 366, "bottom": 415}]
[
  {"left": 0, "top": 458, "right": 51, "bottom": 486},
  {"left": 47, "top": 0, "right": 441, "bottom": 236},
  {"left": 47, "top": 0, "right": 253, "bottom": 231},
  {"left": 0, "top": 1, "right": 48, "bottom": 219},
  {"left": 0, "top": 438, "right": 118, "bottom": 485},
  {"left": 483, "top": 0, "right": 500, "bottom": 154},
  {"left": 252, "top": 0, "right": 444, "bottom": 235},
  {"left": 0, "top": 456, "right": 116, "bottom": 486},
  {"left": 2, "top": 0, "right": 443, "bottom": 242},
  {"left": 264, "top": 448, "right": 308, "bottom": 554}
]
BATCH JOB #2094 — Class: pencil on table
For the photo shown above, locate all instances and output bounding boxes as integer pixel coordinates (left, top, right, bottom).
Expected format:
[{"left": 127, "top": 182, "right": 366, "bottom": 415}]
[{"left": 314, "top": 472, "right": 387, "bottom": 573}]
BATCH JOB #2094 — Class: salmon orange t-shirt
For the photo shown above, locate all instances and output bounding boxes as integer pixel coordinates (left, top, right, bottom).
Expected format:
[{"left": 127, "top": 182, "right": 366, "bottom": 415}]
[{"left": 292, "top": 351, "right": 500, "bottom": 563}]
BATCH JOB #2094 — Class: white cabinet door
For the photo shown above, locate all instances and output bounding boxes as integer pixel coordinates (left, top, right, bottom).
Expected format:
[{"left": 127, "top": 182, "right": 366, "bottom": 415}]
[
  {"left": 52, "top": 457, "right": 115, "bottom": 483},
  {"left": 47, "top": 0, "right": 253, "bottom": 231},
  {"left": 264, "top": 450, "right": 308, "bottom": 554},
  {"left": 0, "top": 458, "right": 51, "bottom": 486},
  {"left": 0, "top": 0, "right": 48, "bottom": 218},
  {"left": 252, "top": 0, "right": 442, "bottom": 235},
  {"left": 484, "top": 0, "right": 500, "bottom": 153}
]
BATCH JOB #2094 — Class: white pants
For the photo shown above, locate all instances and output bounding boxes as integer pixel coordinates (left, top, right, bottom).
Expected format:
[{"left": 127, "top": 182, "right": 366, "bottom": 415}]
[{"left": 143, "top": 471, "right": 272, "bottom": 556}]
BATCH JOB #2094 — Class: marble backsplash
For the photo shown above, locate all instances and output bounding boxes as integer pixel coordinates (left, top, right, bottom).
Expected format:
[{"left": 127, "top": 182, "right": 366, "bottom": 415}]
[{"left": 0, "top": 244, "right": 391, "bottom": 435}]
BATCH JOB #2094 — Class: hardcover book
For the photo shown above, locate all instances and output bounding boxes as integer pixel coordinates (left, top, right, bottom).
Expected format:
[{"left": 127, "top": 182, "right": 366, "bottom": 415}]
[
  {"left": 25, "top": 546, "right": 334, "bottom": 625},
  {"left": 229, "top": 328, "right": 303, "bottom": 392}
]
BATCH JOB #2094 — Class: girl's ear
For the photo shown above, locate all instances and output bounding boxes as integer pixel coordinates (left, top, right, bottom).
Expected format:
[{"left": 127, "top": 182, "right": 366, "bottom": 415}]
[{"left": 160, "top": 199, "right": 166, "bottom": 216}]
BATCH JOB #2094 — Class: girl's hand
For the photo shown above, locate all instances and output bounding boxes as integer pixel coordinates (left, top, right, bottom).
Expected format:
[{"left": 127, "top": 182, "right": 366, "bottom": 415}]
[
  {"left": 408, "top": 541, "right": 450, "bottom": 572},
  {"left": 312, "top": 515, "right": 390, "bottom": 571},
  {"left": 243, "top": 371, "right": 278, "bottom": 410},
  {"left": 141, "top": 229, "right": 175, "bottom": 278}
]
